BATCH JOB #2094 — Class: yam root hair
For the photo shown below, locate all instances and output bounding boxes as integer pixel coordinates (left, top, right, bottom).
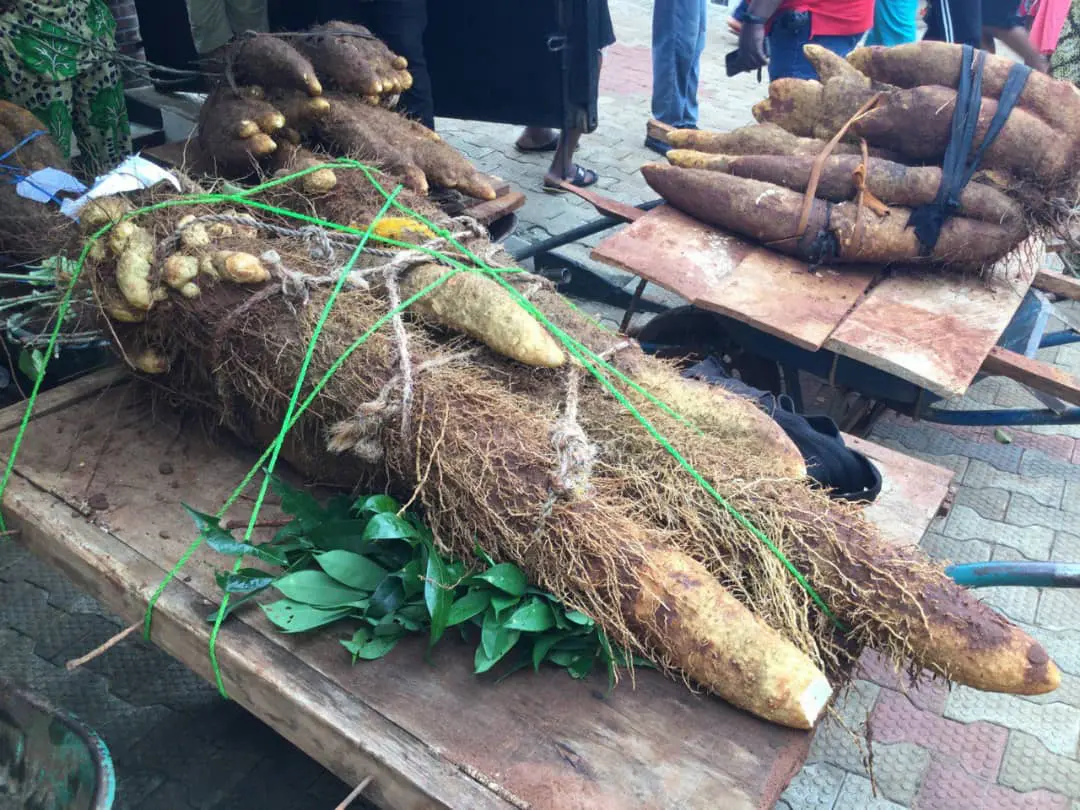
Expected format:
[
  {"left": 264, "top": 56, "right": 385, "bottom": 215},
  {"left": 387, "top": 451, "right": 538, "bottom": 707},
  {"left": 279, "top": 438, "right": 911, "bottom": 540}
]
[
  {"left": 852, "top": 85, "right": 1077, "bottom": 190},
  {"left": 676, "top": 152, "right": 1027, "bottom": 238},
  {"left": 76, "top": 177, "right": 1058, "bottom": 707},
  {"left": 847, "top": 41, "right": 1080, "bottom": 138},
  {"left": 667, "top": 123, "right": 902, "bottom": 161},
  {"left": 640, "top": 163, "right": 1024, "bottom": 269},
  {"left": 299, "top": 21, "right": 412, "bottom": 98}
]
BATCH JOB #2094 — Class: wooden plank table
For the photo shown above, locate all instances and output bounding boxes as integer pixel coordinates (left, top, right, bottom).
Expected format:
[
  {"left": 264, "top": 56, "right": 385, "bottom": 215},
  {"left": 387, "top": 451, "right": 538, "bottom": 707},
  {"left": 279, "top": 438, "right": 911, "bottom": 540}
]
[
  {"left": 0, "top": 370, "right": 954, "bottom": 810},
  {"left": 592, "top": 206, "right": 1041, "bottom": 399}
]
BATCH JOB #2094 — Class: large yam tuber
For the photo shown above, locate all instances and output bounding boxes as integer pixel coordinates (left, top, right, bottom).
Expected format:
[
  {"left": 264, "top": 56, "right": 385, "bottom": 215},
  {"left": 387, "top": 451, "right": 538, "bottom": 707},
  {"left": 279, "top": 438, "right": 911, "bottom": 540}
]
[
  {"left": 753, "top": 76, "right": 880, "bottom": 141},
  {"left": 633, "top": 545, "right": 832, "bottom": 729},
  {"left": 804, "top": 43, "right": 870, "bottom": 86},
  {"left": 198, "top": 91, "right": 283, "bottom": 175},
  {"left": 667, "top": 123, "right": 900, "bottom": 160},
  {"left": 686, "top": 152, "right": 1026, "bottom": 236},
  {"left": 641, "top": 163, "right": 1022, "bottom": 267},
  {"left": 401, "top": 263, "right": 566, "bottom": 368},
  {"left": 852, "top": 85, "right": 1075, "bottom": 188},
  {"left": 300, "top": 22, "right": 412, "bottom": 98},
  {"left": 848, "top": 42, "right": 1080, "bottom": 137},
  {"left": 228, "top": 34, "right": 322, "bottom": 97},
  {"left": 0, "top": 101, "right": 67, "bottom": 171}
]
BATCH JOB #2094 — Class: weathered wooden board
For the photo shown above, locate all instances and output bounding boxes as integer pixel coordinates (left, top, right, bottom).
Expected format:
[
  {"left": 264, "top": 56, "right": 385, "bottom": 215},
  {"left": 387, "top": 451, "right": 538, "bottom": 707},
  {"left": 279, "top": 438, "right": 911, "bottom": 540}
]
[
  {"left": 0, "top": 384, "right": 814, "bottom": 810},
  {"left": 843, "top": 434, "right": 954, "bottom": 548},
  {"left": 825, "top": 247, "right": 1040, "bottom": 399},
  {"left": 981, "top": 346, "right": 1080, "bottom": 405},
  {"left": 1033, "top": 268, "right": 1080, "bottom": 302},
  {"left": 591, "top": 205, "right": 878, "bottom": 351}
]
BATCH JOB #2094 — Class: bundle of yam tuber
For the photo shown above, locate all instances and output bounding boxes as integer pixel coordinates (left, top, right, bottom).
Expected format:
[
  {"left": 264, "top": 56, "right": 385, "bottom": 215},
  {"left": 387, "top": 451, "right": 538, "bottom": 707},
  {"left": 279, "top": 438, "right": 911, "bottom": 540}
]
[
  {"left": 0, "top": 101, "right": 78, "bottom": 264},
  {"left": 652, "top": 42, "right": 1080, "bottom": 270},
  {"left": 196, "top": 26, "right": 495, "bottom": 203},
  {"left": 67, "top": 162, "right": 1061, "bottom": 730}
]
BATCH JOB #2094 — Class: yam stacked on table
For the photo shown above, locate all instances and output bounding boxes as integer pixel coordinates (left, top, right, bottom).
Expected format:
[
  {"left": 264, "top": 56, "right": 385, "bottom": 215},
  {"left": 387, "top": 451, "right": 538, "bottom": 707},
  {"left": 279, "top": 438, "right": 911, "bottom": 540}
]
[
  {"left": 197, "top": 25, "right": 495, "bottom": 202},
  {"left": 647, "top": 42, "right": 1080, "bottom": 270}
]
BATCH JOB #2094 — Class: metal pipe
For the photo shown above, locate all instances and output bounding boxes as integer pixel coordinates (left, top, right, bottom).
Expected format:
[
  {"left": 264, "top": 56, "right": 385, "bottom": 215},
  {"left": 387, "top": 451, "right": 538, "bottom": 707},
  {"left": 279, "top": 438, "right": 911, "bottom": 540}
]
[
  {"left": 1038, "top": 330, "right": 1080, "bottom": 349},
  {"left": 920, "top": 406, "right": 1080, "bottom": 426},
  {"left": 946, "top": 561, "right": 1080, "bottom": 588},
  {"left": 508, "top": 199, "right": 665, "bottom": 262}
]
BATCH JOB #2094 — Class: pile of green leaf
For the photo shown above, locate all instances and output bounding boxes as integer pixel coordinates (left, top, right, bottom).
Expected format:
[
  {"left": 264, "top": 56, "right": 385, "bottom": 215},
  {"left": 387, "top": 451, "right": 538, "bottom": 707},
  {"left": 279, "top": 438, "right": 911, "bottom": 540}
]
[{"left": 193, "top": 478, "right": 633, "bottom": 685}]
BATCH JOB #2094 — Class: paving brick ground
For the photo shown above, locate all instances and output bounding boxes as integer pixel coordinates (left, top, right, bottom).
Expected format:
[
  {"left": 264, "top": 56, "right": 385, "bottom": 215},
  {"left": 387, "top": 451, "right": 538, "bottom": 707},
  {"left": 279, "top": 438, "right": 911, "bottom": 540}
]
[{"left": 2, "top": 1, "right": 1079, "bottom": 808}]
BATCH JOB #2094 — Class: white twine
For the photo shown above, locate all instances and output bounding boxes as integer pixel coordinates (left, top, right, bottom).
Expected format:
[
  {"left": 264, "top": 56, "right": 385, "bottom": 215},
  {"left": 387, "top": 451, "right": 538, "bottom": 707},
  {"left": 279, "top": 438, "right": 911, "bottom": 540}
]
[{"left": 549, "top": 365, "right": 597, "bottom": 499}]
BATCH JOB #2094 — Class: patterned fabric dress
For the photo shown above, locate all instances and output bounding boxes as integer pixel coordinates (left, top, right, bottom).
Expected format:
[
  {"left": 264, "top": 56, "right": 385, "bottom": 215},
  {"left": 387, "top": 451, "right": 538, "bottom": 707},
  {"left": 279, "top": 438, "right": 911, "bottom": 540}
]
[
  {"left": 0, "top": 0, "right": 132, "bottom": 173},
  {"left": 1050, "top": 0, "right": 1080, "bottom": 84}
]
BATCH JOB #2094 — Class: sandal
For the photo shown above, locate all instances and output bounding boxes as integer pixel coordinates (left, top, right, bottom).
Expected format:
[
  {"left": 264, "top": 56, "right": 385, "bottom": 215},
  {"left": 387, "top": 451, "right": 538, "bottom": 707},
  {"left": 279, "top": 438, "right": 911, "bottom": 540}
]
[
  {"left": 543, "top": 164, "right": 599, "bottom": 193},
  {"left": 515, "top": 133, "right": 560, "bottom": 153}
]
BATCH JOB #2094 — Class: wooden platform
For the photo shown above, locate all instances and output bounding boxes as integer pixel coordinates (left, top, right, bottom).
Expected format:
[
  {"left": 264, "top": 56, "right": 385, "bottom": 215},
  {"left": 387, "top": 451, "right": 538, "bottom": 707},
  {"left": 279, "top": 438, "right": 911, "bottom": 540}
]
[
  {"left": 593, "top": 206, "right": 1041, "bottom": 399},
  {"left": 0, "top": 370, "right": 955, "bottom": 809}
]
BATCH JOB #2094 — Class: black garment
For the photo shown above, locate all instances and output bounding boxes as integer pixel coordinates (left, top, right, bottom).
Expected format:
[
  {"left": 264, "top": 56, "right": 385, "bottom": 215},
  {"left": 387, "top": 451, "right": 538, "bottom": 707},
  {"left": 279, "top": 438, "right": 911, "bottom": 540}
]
[
  {"left": 317, "top": 0, "right": 435, "bottom": 130},
  {"left": 683, "top": 358, "right": 882, "bottom": 503},
  {"left": 925, "top": 0, "right": 1023, "bottom": 47},
  {"left": 597, "top": 0, "right": 616, "bottom": 49}
]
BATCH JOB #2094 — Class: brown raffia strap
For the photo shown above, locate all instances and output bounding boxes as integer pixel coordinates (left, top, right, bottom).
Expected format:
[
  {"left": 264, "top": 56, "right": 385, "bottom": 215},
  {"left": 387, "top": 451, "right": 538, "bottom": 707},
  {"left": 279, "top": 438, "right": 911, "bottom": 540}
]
[{"left": 796, "top": 91, "right": 885, "bottom": 239}]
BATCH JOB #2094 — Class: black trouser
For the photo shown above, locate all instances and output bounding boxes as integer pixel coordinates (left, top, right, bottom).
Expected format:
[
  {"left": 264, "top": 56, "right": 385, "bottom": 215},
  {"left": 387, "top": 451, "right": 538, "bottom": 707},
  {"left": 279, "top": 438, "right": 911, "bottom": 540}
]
[
  {"left": 317, "top": 0, "right": 435, "bottom": 130},
  {"left": 924, "top": 0, "right": 983, "bottom": 47}
]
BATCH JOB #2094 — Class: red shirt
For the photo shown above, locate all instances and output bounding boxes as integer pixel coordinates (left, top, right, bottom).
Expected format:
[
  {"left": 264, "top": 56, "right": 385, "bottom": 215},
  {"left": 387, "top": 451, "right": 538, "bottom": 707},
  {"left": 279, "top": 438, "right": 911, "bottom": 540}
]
[{"left": 774, "top": 0, "right": 875, "bottom": 37}]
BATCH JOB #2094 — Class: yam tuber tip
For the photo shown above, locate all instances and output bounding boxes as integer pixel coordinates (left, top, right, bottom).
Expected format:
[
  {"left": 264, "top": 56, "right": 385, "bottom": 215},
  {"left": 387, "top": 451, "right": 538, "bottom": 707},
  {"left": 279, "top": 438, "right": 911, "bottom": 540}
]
[
  {"left": 256, "top": 111, "right": 287, "bottom": 134},
  {"left": 236, "top": 119, "right": 260, "bottom": 139},
  {"left": 131, "top": 348, "right": 169, "bottom": 375},
  {"left": 392, "top": 55, "right": 408, "bottom": 70},
  {"left": 302, "top": 168, "right": 338, "bottom": 194},
  {"left": 306, "top": 75, "right": 324, "bottom": 96},
  {"left": 247, "top": 133, "right": 278, "bottom": 156},
  {"left": 308, "top": 97, "right": 331, "bottom": 116},
  {"left": 213, "top": 251, "right": 270, "bottom": 284},
  {"left": 164, "top": 254, "right": 200, "bottom": 290},
  {"left": 80, "top": 196, "right": 132, "bottom": 232}
]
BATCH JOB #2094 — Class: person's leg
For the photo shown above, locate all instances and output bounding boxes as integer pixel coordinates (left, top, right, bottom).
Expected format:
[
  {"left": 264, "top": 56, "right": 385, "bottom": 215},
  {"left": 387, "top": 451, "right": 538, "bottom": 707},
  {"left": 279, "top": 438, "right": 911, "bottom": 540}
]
[
  {"left": 682, "top": 0, "right": 708, "bottom": 129},
  {"left": 71, "top": 58, "right": 132, "bottom": 174},
  {"left": 924, "top": 0, "right": 983, "bottom": 46},
  {"left": 185, "top": 0, "right": 234, "bottom": 55},
  {"left": 356, "top": 0, "right": 435, "bottom": 129},
  {"left": 223, "top": 0, "right": 269, "bottom": 37},
  {"left": 543, "top": 51, "right": 604, "bottom": 188},
  {"left": 651, "top": 0, "right": 682, "bottom": 126},
  {"left": 986, "top": 24, "right": 1051, "bottom": 68},
  {"left": 767, "top": 12, "right": 815, "bottom": 80}
]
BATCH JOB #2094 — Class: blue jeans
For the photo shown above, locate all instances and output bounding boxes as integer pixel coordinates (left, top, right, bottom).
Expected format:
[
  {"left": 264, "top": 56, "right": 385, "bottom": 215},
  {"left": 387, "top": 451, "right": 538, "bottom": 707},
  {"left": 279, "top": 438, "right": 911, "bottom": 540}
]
[
  {"left": 767, "top": 12, "right": 863, "bottom": 81},
  {"left": 651, "top": 0, "right": 708, "bottom": 128}
]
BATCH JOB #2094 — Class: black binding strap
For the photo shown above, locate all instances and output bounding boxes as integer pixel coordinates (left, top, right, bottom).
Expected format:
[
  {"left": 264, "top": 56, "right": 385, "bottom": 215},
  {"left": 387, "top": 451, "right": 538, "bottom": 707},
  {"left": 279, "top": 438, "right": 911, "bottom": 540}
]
[{"left": 908, "top": 46, "right": 1032, "bottom": 254}]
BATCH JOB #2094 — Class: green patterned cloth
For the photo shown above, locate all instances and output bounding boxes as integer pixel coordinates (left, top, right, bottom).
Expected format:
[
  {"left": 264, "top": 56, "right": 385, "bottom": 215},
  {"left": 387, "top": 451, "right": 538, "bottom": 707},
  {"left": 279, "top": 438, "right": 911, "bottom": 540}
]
[
  {"left": 0, "top": 0, "right": 131, "bottom": 173},
  {"left": 1051, "top": 0, "right": 1080, "bottom": 84}
]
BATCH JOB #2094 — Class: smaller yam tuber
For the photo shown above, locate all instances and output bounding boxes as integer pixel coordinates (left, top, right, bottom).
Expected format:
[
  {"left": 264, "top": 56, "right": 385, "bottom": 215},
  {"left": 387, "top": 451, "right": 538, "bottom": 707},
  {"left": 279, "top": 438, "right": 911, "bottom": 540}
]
[
  {"left": 130, "top": 348, "right": 170, "bottom": 374},
  {"left": 198, "top": 91, "right": 285, "bottom": 176},
  {"left": 80, "top": 197, "right": 132, "bottom": 233},
  {"left": 179, "top": 282, "right": 201, "bottom": 299},
  {"left": 228, "top": 34, "right": 323, "bottom": 97},
  {"left": 371, "top": 216, "right": 438, "bottom": 245},
  {"left": 177, "top": 215, "right": 211, "bottom": 249},
  {"left": 667, "top": 123, "right": 898, "bottom": 160},
  {"left": 266, "top": 89, "right": 332, "bottom": 138},
  {"left": 164, "top": 255, "right": 199, "bottom": 290},
  {"left": 104, "top": 299, "right": 145, "bottom": 324},
  {"left": 401, "top": 263, "right": 566, "bottom": 368},
  {"left": 803, "top": 43, "right": 869, "bottom": 86},
  {"left": 115, "top": 226, "right": 156, "bottom": 311},
  {"left": 212, "top": 251, "right": 270, "bottom": 284}
]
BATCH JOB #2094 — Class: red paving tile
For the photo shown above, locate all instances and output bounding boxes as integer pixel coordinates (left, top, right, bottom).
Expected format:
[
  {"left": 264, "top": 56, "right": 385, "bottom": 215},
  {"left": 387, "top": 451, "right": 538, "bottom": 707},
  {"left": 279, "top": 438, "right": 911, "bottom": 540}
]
[
  {"left": 856, "top": 651, "right": 949, "bottom": 714},
  {"left": 1006, "top": 431, "right": 1076, "bottom": 463},
  {"left": 599, "top": 44, "right": 652, "bottom": 96},
  {"left": 872, "top": 690, "right": 1007, "bottom": 781},
  {"left": 916, "top": 758, "right": 1070, "bottom": 810}
]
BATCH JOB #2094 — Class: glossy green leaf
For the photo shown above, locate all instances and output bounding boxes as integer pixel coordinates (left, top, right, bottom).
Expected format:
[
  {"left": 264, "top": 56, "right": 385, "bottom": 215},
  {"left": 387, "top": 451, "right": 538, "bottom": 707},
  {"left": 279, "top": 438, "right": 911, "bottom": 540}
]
[
  {"left": 399, "top": 558, "right": 424, "bottom": 598},
  {"left": 531, "top": 633, "right": 562, "bottom": 672},
  {"left": 215, "top": 568, "right": 276, "bottom": 594},
  {"left": 342, "top": 633, "right": 400, "bottom": 661},
  {"left": 272, "top": 570, "right": 370, "bottom": 607},
  {"left": 504, "top": 599, "right": 555, "bottom": 633},
  {"left": 446, "top": 590, "right": 490, "bottom": 627},
  {"left": 368, "top": 577, "right": 405, "bottom": 619},
  {"left": 568, "top": 654, "right": 595, "bottom": 680},
  {"left": 547, "top": 649, "right": 578, "bottom": 667},
  {"left": 424, "top": 542, "right": 453, "bottom": 647},
  {"left": 471, "top": 563, "right": 526, "bottom": 597},
  {"left": 490, "top": 592, "right": 519, "bottom": 618},
  {"left": 354, "top": 494, "right": 400, "bottom": 514},
  {"left": 270, "top": 476, "right": 325, "bottom": 528},
  {"left": 474, "top": 620, "right": 521, "bottom": 675},
  {"left": 315, "top": 550, "right": 387, "bottom": 591},
  {"left": 261, "top": 600, "right": 351, "bottom": 633},
  {"left": 18, "top": 347, "right": 45, "bottom": 381},
  {"left": 563, "top": 610, "right": 594, "bottom": 626},
  {"left": 306, "top": 520, "right": 371, "bottom": 552},
  {"left": 362, "top": 513, "right": 419, "bottom": 543}
]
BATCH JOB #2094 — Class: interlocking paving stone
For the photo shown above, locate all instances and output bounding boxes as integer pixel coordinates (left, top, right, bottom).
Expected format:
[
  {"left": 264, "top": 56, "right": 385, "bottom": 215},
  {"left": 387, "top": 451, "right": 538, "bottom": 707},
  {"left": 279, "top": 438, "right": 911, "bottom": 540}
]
[
  {"left": 1021, "top": 449, "right": 1080, "bottom": 482},
  {"left": 1064, "top": 480, "right": 1080, "bottom": 514},
  {"left": 944, "top": 686, "right": 1080, "bottom": 757},
  {"left": 857, "top": 651, "right": 948, "bottom": 715},
  {"left": 835, "top": 773, "right": 910, "bottom": 810},
  {"left": 944, "top": 505, "right": 1054, "bottom": 559},
  {"left": 953, "top": 487, "right": 1011, "bottom": 521},
  {"left": 1018, "top": 670, "right": 1080, "bottom": 709},
  {"left": 1053, "top": 532, "right": 1080, "bottom": 562},
  {"left": 1006, "top": 494, "right": 1080, "bottom": 535},
  {"left": 999, "top": 731, "right": 1080, "bottom": 799},
  {"left": 920, "top": 532, "right": 992, "bottom": 564},
  {"left": 1037, "top": 589, "right": 1080, "bottom": 631},
  {"left": 1011, "top": 621, "right": 1080, "bottom": 676},
  {"left": 964, "top": 460, "right": 1064, "bottom": 508},
  {"left": 917, "top": 755, "right": 1071, "bottom": 810},
  {"left": 808, "top": 681, "right": 880, "bottom": 772},
  {"left": 977, "top": 585, "right": 1040, "bottom": 624},
  {"left": 778, "top": 762, "right": 847, "bottom": 810},
  {"left": 872, "top": 690, "right": 1008, "bottom": 781}
]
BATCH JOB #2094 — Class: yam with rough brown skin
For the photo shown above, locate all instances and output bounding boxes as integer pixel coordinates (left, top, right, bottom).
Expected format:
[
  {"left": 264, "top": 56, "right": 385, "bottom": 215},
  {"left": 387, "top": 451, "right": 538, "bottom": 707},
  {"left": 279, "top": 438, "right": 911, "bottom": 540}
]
[
  {"left": 667, "top": 123, "right": 901, "bottom": 160},
  {"left": 300, "top": 21, "right": 411, "bottom": 98},
  {"left": 848, "top": 41, "right": 1080, "bottom": 137},
  {"left": 0, "top": 101, "right": 67, "bottom": 171},
  {"left": 803, "top": 43, "right": 870, "bottom": 86},
  {"left": 852, "top": 85, "right": 1075, "bottom": 188},
  {"left": 80, "top": 193, "right": 1059, "bottom": 703},
  {"left": 315, "top": 94, "right": 495, "bottom": 200},
  {"left": 227, "top": 34, "right": 322, "bottom": 97},
  {"left": 678, "top": 152, "right": 1026, "bottom": 237},
  {"left": 197, "top": 91, "right": 284, "bottom": 176},
  {"left": 641, "top": 163, "right": 1022, "bottom": 267},
  {"left": 753, "top": 76, "right": 881, "bottom": 141}
]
